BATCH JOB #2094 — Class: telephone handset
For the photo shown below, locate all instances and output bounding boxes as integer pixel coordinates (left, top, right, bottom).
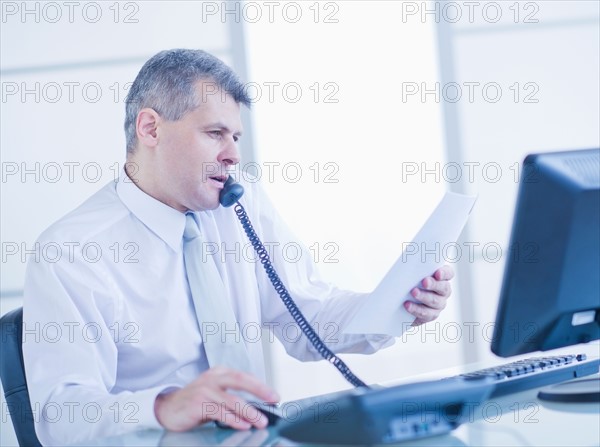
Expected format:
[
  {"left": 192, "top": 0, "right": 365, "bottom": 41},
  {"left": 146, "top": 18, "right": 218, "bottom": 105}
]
[
  {"left": 219, "top": 176, "right": 367, "bottom": 388},
  {"left": 219, "top": 176, "right": 245, "bottom": 207}
]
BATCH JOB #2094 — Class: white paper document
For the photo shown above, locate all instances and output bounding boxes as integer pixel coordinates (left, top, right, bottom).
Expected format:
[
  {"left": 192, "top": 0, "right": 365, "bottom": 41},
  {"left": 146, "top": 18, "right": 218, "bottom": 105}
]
[{"left": 345, "top": 192, "right": 477, "bottom": 336}]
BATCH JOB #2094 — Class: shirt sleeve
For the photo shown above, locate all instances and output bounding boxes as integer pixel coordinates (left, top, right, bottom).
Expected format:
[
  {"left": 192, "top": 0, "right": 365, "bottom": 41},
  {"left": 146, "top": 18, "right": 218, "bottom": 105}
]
[
  {"left": 247, "top": 182, "right": 395, "bottom": 362},
  {"left": 22, "top": 239, "right": 171, "bottom": 446}
]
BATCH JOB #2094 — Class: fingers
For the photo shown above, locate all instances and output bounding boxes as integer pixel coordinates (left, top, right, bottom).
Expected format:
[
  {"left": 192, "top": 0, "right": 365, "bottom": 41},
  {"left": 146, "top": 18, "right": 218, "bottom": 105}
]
[
  {"left": 416, "top": 265, "right": 454, "bottom": 298},
  {"left": 195, "top": 367, "right": 279, "bottom": 428},
  {"left": 201, "top": 386, "right": 267, "bottom": 430},
  {"left": 416, "top": 277, "right": 452, "bottom": 298},
  {"left": 411, "top": 287, "right": 448, "bottom": 309},
  {"left": 209, "top": 367, "right": 279, "bottom": 403},
  {"left": 155, "top": 367, "right": 280, "bottom": 432},
  {"left": 405, "top": 265, "right": 454, "bottom": 325},
  {"left": 404, "top": 300, "right": 442, "bottom": 324},
  {"left": 434, "top": 265, "right": 455, "bottom": 281}
]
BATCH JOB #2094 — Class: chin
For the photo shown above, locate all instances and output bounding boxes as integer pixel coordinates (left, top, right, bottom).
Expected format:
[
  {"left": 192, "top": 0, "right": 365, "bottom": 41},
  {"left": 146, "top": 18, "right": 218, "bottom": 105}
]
[
  {"left": 195, "top": 198, "right": 221, "bottom": 212},
  {"left": 189, "top": 190, "right": 220, "bottom": 211}
]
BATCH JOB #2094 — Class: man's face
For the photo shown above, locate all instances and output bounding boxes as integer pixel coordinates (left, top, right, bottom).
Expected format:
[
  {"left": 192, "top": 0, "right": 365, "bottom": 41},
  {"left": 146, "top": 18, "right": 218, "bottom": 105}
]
[{"left": 154, "top": 81, "right": 243, "bottom": 212}]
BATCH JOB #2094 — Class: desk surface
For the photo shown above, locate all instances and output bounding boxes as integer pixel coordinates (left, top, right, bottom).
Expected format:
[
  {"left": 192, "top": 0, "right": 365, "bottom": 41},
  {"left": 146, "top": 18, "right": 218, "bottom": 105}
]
[
  {"left": 80, "top": 385, "right": 600, "bottom": 446},
  {"left": 78, "top": 367, "right": 600, "bottom": 446}
]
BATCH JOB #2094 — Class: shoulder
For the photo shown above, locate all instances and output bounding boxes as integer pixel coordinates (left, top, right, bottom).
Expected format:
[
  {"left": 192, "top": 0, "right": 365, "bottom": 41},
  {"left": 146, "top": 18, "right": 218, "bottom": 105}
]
[{"left": 36, "top": 180, "right": 130, "bottom": 246}]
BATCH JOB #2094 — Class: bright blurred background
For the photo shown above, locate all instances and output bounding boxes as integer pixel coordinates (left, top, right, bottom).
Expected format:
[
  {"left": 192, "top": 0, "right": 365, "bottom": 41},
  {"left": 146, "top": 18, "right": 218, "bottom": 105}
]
[{"left": 1, "top": 1, "right": 599, "bottom": 444}]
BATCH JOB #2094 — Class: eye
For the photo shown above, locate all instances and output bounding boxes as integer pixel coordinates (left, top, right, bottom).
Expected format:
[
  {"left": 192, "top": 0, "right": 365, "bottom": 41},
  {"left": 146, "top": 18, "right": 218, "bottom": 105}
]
[
  {"left": 208, "top": 130, "right": 222, "bottom": 139},
  {"left": 233, "top": 135, "right": 239, "bottom": 143}
]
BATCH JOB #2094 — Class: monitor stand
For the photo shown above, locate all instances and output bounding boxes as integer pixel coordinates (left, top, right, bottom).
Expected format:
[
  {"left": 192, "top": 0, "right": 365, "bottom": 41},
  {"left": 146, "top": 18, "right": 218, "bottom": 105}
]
[{"left": 538, "top": 375, "right": 600, "bottom": 403}]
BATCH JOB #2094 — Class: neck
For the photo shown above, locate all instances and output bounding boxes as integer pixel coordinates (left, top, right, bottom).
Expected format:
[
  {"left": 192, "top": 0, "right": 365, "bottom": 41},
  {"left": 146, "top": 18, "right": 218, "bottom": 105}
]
[{"left": 125, "top": 154, "right": 186, "bottom": 213}]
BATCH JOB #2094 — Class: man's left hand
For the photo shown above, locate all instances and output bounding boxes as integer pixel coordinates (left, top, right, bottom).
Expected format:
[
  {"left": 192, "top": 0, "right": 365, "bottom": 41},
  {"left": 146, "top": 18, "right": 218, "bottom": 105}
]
[{"left": 404, "top": 265, "right": 454, "bottom": 326}]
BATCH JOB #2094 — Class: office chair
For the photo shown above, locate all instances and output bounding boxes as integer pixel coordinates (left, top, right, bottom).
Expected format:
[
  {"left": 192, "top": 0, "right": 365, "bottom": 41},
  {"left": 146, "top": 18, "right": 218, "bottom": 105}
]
[{"left": 0, "top": 307, "right": 42, "bottom": 447}]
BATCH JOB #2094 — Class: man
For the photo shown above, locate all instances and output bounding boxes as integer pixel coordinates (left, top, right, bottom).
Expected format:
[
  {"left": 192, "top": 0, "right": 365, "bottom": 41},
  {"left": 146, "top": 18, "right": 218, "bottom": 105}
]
[{"left": 22, "top": 49, "right": 453, "bottom": 445}]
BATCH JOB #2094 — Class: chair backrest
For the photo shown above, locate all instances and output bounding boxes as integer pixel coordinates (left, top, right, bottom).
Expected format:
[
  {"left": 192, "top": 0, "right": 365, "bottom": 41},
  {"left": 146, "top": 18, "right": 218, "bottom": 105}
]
[{"left": 0, "top": 307, "right": 42, "bottom": 447}]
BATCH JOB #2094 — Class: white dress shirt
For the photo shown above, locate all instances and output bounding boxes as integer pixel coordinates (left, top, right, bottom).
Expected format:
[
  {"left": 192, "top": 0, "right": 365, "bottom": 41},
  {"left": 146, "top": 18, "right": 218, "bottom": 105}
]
[{"left": 22, "top": 172, "right": 393, "bottom": 445}]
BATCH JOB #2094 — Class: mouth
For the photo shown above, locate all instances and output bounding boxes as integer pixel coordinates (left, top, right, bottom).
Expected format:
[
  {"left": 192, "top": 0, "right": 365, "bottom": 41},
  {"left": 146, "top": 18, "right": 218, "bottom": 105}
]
[{"left": 208, "top": 175, "right": 227, "bottom": 188}]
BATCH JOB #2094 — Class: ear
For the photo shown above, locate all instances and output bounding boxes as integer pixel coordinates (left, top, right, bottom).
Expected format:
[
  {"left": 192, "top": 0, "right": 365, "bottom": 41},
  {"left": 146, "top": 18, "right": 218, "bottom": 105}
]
[{"left": 136, "top": 108, "right": 160, "bottom": 148}]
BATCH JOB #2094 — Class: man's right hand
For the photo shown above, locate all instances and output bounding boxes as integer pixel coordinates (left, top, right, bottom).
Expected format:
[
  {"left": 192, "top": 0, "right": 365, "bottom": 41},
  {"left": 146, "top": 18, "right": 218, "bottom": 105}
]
[{"left": 154, "top": 366, "right": 280, "bottom": 431}]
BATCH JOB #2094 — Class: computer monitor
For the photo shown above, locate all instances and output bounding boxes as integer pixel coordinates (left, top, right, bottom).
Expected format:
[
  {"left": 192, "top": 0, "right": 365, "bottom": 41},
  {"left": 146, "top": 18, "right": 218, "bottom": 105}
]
[{"left": 492, "top": 148, "right": 600, "bottom": 358}]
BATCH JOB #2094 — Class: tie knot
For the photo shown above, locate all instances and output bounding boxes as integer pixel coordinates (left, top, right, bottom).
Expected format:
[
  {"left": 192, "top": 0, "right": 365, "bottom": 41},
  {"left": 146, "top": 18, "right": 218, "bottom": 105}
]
[{"left": 184, "top": 213, "right": 201, "bottom": 241}]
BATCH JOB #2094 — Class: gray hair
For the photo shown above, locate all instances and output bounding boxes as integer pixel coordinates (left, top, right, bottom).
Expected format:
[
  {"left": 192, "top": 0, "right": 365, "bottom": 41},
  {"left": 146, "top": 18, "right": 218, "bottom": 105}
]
[{"left": 124, "top": 49, "right": 251, "bottom": 154}]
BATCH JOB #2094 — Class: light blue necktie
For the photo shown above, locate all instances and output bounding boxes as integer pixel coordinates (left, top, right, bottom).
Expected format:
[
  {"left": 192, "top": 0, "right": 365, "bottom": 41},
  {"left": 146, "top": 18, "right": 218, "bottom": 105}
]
[{"left": 183, "top": 212, "right": 251, "bottom": 372}]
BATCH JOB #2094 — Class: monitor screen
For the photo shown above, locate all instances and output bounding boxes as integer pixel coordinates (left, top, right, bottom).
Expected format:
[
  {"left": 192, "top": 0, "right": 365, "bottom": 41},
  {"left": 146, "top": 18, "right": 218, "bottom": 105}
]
[{"left": 492, "top": 148, "right": 600, "bottom": 357}]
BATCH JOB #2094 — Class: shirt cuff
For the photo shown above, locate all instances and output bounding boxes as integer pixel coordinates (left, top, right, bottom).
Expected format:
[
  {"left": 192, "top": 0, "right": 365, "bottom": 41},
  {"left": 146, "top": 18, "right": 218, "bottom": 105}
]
[{"left": 135, "top": 384, "right": 182, "bottom": 429}]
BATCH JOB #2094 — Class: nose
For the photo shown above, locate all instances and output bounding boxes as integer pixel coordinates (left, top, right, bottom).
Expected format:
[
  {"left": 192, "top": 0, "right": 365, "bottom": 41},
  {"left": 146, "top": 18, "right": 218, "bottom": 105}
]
[{"left": 218, "top": 136, "right": 241, "bottom": 167}]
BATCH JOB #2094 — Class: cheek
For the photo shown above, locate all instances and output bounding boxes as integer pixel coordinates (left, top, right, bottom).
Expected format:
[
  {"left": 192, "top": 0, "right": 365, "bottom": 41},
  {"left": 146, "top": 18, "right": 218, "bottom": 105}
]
[
  {"left": 183, "top": 152, "right": 211, "bottom": 180},
  {"left": 159, "top": 129, "right": 217, "bottom": 181},
  {"left": 165, "top": 139, "right": 205, "bottom": 172}
]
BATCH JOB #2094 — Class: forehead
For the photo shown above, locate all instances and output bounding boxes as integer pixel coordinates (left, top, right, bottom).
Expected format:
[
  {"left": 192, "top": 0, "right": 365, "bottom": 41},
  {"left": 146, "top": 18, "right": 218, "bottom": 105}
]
[{"left": 184, "top": 81, "right": 242, "bottom": 131}]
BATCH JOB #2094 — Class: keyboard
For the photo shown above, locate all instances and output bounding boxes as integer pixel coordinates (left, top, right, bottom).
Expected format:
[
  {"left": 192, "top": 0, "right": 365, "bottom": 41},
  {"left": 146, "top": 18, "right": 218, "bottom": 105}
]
[
  {"left": 283, "top": 354, "right": 599, "bottom": 413},
  {"left": 445, "top": 353, "right": 600, "bottom": 398},
  {"left": 281, "top": 354, "right": 599, "bottom": 415}
]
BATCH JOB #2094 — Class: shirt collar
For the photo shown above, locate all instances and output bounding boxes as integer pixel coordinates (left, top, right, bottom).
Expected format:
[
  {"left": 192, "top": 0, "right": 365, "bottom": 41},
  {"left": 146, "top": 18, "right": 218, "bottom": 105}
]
[{"left": 116, "top": 169, "right": 186, "bottom": 252}]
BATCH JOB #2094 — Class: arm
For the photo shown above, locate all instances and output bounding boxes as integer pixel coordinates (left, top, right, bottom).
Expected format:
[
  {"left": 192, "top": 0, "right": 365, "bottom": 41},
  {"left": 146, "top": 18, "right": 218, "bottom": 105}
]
[
  {"left": 23, "top": 239, "right": 279, "bottom": 444},
  {"left": 22, "top": 244, "right": 168, "bottom": 445}
]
